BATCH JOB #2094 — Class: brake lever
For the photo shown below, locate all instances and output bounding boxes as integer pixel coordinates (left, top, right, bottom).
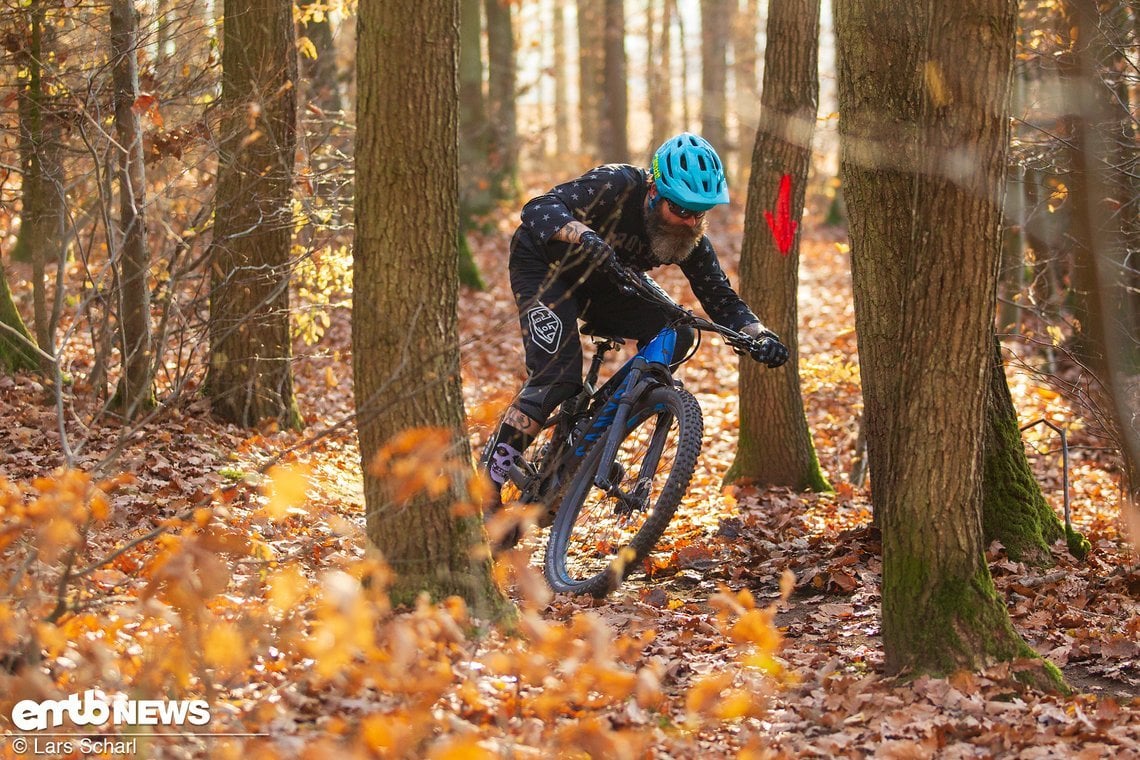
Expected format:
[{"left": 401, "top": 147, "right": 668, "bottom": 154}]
[
  {"left": 724, "top": 332, "right": 770, "bottom": 364},
  {"left": 606, "top": 263, "right": 640, "bottom": 297},
  {"left": 722, "top": 331, "right": 751, "bottom": 353}
]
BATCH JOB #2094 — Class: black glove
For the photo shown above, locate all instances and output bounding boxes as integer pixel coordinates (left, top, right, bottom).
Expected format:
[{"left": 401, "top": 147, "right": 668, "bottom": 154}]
[
  {"left": 753, "top": 337, "right": 789, "bottom": 368},
  {"left": 578, "top": 230, "right": 640, "bottom": 294},
  {"left": 741, "top": 323, "right": 789, "bottom": 368},
  {"left": 576, "top": 230, "right": 615, "bottom": 267}
]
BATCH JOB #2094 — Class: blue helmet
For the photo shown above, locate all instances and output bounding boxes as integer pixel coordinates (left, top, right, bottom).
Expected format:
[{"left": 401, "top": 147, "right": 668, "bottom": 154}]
[{"left": 651, "top": 133, "right": 730, "bottom": 211}]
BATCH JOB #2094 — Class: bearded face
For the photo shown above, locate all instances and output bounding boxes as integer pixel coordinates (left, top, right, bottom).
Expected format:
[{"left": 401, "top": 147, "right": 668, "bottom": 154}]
[{"left": 644, "top": 197, "right": 708, "bottom": 265}]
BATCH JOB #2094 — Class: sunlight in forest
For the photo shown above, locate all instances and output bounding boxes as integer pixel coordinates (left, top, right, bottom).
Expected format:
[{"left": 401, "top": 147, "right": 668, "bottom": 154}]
[{"left": 0, "top": 0, "right": 1136, "bottom": 757}]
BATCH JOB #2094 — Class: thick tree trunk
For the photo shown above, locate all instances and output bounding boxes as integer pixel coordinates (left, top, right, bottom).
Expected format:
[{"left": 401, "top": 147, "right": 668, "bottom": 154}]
[
  {"left": 725, "top": 0, "right": 829, "bottom": 492},
  {"left": 600, "top": 0, "right": 629, "bottom": 161},
  {"left": 110, "top": 0, "right": 156, "bottom": 417},
  {"left": 206, "top": 0, "right": 302, "bottom": 430},
  {"left": 355, "top": 0, "right": 510, "bottom": 619},
  {"left": 836, "top": 0, "right": 1058, "bottom": 683}
]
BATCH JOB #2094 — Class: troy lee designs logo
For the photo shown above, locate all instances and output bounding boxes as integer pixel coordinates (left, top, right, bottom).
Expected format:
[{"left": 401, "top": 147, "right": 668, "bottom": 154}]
[{"left": 527, "top": 306, "right": 562, "bottom": 354}]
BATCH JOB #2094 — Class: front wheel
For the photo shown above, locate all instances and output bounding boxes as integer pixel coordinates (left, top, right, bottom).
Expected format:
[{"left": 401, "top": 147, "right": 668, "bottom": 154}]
[{"left": 544, "top": 385, "right": 703, "bottom": 597}]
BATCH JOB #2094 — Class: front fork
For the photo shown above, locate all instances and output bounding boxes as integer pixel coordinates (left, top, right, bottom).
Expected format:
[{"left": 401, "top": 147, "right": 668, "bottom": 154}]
[{"left": 592, "top": 363, "right": 673, "bottom": 512}]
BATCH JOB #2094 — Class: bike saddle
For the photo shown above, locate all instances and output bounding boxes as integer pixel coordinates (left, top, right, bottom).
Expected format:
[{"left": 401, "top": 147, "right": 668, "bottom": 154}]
[{"left": 580, "top": 325, "right": 626, "bottom": 344}]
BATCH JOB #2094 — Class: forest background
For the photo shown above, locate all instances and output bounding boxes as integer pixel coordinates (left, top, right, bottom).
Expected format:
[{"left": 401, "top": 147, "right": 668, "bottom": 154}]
[{"left": 0, "top": 0, "right": 1137, "bottom": 757}]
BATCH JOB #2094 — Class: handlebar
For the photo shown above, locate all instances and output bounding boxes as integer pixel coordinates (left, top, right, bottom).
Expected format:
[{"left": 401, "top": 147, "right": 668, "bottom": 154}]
[{"left": 602, "top": 258, "right": 776, "bottom": 365}]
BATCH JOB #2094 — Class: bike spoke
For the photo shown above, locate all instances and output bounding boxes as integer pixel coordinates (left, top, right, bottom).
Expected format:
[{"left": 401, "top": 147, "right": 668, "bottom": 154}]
[{"left": 559, "top": 407, "right": 681, "bottom": 582}]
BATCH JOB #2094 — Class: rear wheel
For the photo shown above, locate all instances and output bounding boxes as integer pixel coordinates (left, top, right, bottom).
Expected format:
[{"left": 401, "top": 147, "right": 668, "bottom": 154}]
[{"left": 544, "top": 385, "right": 703, "bottom": 596}]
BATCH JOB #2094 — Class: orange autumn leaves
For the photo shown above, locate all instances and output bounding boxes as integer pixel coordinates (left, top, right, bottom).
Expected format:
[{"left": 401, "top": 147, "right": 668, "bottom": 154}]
[
  {"left": 365, "top": 426, "right": 492, "bottom": 519},
  {"left": 0, "top": 425, "right": 791, "bottom": 757}
]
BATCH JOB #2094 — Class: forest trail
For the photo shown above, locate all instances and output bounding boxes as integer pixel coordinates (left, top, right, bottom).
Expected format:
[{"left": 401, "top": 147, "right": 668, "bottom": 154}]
[
  {"left": 456, "top": 209, "right": 1140, "bottom": 755},
  {"left": 0, "top": 207, "right": 1136, "bottom": 756}
]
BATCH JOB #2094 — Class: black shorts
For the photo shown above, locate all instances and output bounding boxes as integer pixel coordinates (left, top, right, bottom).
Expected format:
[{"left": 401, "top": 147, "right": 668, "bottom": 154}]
[{"left": 508, "top": 228, "right": 691, "bottom": 389}]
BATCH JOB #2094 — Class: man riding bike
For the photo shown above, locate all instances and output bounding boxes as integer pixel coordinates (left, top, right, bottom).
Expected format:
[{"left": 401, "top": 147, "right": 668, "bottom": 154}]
[{"left": 481, "top": 132, "right": 789, "bottom": 538}]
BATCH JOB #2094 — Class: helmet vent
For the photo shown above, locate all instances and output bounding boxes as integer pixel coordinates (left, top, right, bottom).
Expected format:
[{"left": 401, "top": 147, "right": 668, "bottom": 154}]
[{"left": 651, "top": 132, "right": 729, "bottom": 210}]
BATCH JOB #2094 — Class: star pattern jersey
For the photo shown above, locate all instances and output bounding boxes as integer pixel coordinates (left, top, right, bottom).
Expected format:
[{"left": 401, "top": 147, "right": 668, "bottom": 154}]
[{"left": 517, "top": 164, "right": 758, "bottom": 331}]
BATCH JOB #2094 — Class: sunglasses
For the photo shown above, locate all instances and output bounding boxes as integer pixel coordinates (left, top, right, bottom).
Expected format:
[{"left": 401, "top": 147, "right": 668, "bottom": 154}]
[{"left": 664, "top": 199, "right": 705, "bottom": 220}]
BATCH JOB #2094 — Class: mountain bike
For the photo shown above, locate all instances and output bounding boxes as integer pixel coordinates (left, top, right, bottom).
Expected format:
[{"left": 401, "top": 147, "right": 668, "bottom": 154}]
[{"left": 500, "top": 265, "right": 782, "bottom": 597}]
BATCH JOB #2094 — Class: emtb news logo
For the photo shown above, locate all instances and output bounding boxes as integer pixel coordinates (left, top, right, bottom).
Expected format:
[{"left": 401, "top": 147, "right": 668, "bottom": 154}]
[{"left": 11, "top": 690, "right": 211, "bottom": 731}]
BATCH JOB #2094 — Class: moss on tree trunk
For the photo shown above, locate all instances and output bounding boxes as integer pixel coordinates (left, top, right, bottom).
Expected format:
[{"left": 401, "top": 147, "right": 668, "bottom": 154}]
[
  {"left": 724, "top": 417, "right": 832, "bottom": 492},
  {"left": 458, "top": 227, "right": 486, "bottom": 291},
  {"left": 884, "top": 553, "right": 1066, "bottom": 691},
  {"left": 366, "top": 507, "right": 515, "bottom": 623},
  {"left": 981, "top": 338, "right": 1088, "bottom": 562},
  {"left": 0, "top": 268, "right": 39, "bottom": 373}
]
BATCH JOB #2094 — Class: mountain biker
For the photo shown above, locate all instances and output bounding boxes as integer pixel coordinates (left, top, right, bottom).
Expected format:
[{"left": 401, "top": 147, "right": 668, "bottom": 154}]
[{"left": 481, "top": 132, "right": 789, "bottom": 535}]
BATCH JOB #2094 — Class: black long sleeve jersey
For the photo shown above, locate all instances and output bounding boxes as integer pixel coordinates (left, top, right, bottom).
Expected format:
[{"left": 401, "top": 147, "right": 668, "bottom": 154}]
[{"left": 516, "top": 164, "right": 759, "bottom": 331}]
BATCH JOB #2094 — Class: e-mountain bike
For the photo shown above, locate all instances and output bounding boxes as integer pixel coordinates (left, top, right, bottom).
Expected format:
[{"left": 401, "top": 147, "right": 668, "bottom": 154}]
[{"left": 501, "top": 266, "right": 780, "bottom": 597}]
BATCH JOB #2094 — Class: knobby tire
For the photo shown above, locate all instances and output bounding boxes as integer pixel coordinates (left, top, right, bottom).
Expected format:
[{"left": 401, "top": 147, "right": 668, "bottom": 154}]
[{"left": 544, "top": 384, "right": 703, "bottom": 597}]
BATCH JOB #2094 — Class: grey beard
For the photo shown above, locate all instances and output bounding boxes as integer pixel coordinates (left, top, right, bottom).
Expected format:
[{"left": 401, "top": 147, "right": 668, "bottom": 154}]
[{"left": 645, "top": 204, "right": 707, "bottom": 264}]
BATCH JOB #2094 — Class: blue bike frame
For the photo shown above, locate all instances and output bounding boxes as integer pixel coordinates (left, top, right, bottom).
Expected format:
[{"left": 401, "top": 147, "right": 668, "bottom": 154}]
[{"left": 572, "top": 327, "right": 679, "bottom": 492}]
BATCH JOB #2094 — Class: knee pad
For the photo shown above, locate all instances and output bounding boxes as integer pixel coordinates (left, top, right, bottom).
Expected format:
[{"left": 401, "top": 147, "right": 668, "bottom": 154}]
[{"left": 516, "top": 381, "right": 581, "bottom": 422}]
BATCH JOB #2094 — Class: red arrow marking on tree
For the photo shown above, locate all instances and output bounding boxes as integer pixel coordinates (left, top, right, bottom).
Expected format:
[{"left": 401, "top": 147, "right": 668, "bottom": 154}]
[{"left": 764, "top": 174, "right": 797, "bottom": 255}]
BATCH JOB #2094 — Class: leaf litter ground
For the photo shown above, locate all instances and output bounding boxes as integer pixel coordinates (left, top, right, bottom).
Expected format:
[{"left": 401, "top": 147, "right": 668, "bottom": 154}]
[{"left": 0, "top": 206, "right": 1137, "bottom": 757}]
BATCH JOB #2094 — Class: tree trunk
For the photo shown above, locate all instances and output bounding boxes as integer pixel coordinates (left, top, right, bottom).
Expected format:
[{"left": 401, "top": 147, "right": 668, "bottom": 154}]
[
  {"left": 982, "top": 337, "right": 1088, "bottom": 561},
  {"left": 836, "top": 0, "right": 1059, "bottom": 683},
  {"left": 13, "top": 5, "right": 63, "bottom": 375},
  {"left": 206, "top": 0, "right": 302, "bottom": 430},
  {"left": 154, "top": 0, "right": 175, "bottom": 73},
  {"left": 297, "top": 1, "right": 344, "bottom": 113},
  {"left": 675, "top": 0, "right": 693, "bottom": 128},
  {"left": 724, "top": 0, "right": 829, "bottom": 492},
  {"left": 485, "top": 0, "right": 519, "bottom": 200},
  {"left": 578, "top": 0, "right": 604, "bottom": 160},
  {"left": 110, "top": 0, "right": 156, "bottom": 418},
  {"left": 1116, "top": 3, "right": 1140, "bottom": 356},
  {"left": 647, "top": 0, "right": 673, "bottom": 155},
  {"left": 1059, "top": 0, "right": 1140, "bottom": 508},
  {"left": 732, "top": 0, "right": 761, "bottom": 186},
  {"left": 458, "top": 0, "right": 489, "bottom": 289},
  {"left": 700, "top": 0, "right": 729, "bottom": 152},
  {"left": 600, "top": 0, "right": 629, "bottom": 161},
  {"left": 0, "top": 264, "right": 38, "bottom": 373},
  {"left": 459, "top": 0, "right": 487, "bottom": 195},
  {"left": 552, "top": 0, "right": 571, "bottom": 156},
  {"left": 355, "top": 0, "right": 510, "bottom": 619}
]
